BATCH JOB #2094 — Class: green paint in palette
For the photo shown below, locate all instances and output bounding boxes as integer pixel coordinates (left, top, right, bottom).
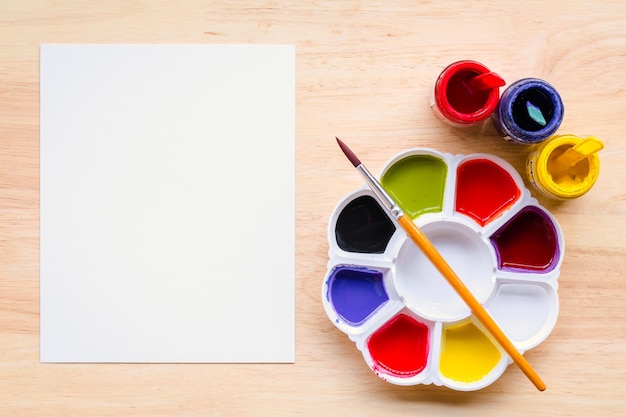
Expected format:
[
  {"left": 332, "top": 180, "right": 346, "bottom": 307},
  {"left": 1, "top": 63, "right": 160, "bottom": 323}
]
[{"left": 381, "top": 155, "right": 447, "bottom": 219}]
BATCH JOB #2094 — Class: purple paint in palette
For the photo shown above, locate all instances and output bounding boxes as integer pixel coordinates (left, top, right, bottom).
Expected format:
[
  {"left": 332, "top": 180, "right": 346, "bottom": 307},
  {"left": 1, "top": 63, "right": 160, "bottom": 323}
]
[{"left": 328, "top": 266, "right": 389, "bottom": 326}]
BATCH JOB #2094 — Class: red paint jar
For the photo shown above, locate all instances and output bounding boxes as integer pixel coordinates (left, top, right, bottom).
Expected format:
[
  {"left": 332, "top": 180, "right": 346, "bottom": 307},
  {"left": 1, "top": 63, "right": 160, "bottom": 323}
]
[{"left": 431, "top": 60, "right": 504, "bottom": 127}]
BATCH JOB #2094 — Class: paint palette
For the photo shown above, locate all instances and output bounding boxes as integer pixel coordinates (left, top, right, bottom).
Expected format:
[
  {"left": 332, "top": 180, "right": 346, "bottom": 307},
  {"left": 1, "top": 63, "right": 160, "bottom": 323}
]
[{"left": 323, "top": 149, "right": 564, "bottom": 391}]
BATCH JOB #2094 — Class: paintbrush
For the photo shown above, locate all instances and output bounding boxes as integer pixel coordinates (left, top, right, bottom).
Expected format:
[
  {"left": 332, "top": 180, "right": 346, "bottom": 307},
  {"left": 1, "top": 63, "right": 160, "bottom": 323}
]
[{"left": 335, "top": 137, "right": 546, "bottom": 391}]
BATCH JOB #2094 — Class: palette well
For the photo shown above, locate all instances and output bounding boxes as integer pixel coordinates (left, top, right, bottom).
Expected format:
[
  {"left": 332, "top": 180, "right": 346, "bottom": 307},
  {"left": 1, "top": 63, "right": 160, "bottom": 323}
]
[{"left": 323, "top": 149, "right": 564, "bottom": 391}]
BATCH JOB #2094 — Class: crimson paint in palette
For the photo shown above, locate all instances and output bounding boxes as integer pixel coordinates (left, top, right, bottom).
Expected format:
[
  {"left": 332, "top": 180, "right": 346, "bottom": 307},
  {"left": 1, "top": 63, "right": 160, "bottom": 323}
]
[
  {"left": 367, "top": 314, "right": 429, "bottom": 377},
  {"left": 490, "top": 206, "right": 560, "bottom": 272},
  {"left": 456, "top": 158, "right": 521, "bottom": 226}
]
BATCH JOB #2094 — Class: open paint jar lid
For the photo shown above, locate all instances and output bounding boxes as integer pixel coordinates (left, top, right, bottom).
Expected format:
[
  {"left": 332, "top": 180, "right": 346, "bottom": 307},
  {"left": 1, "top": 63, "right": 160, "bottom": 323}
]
[{"left": 323, "top": 149, "right": 564, "bottom": 391}]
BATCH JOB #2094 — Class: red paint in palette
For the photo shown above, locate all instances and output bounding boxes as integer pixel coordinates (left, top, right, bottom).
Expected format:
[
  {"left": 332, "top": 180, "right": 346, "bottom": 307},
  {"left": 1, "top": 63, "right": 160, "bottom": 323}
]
[
  {"left": 490, "top": 206, "right": 560, "bottom": 272},
  {"left": 456, "top": 159, "right": 521, "bottom": 226},
  {"left": 367, "top": 314, "right": 429, "bottom": 377}
]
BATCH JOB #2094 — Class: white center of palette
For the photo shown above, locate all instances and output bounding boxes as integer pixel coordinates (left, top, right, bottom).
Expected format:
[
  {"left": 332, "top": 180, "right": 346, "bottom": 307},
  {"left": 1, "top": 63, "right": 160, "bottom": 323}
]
[{"left": 394, "top": 220, "right": 496, "bottom": 322}]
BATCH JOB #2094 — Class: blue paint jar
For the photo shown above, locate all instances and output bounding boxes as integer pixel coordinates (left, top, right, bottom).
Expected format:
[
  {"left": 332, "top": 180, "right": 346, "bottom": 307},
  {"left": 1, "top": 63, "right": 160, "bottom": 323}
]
[{"left": 491, "top": 78, "right": 564, "bottom": 145}]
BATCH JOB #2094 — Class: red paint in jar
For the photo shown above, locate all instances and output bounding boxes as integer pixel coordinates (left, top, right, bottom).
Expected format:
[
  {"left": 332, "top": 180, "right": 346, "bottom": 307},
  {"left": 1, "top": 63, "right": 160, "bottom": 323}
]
[
  {"left": 432, "top": 60, "right": 504, "bottom": 126},
  {"left": 455, "top": 159, "right": 521, "bottom": 226},
  {"left": 367, "top": 314, "right": 429, "bottom": 377}
]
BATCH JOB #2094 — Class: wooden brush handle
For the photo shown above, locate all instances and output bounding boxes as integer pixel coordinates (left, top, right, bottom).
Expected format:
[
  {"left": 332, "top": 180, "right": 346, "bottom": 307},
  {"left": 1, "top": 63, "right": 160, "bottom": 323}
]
[{"left": 397, "top": 215, "right": 546, "bottom": 391}]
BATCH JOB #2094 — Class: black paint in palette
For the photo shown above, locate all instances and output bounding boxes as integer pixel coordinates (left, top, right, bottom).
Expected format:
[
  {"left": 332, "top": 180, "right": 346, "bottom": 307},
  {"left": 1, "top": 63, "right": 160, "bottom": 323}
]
[{"left": 335, "top": 195, "right": 396, "bottom": 254}]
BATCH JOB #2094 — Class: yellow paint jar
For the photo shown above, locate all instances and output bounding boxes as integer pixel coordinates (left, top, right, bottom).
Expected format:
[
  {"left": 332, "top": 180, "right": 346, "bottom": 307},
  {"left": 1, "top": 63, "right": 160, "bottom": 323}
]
[{"left": 526, "top": 135, "right": 602, "bottom": 199}]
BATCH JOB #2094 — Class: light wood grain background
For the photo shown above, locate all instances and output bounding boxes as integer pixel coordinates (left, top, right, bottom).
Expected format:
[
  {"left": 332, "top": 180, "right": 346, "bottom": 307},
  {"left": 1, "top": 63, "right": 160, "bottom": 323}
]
[{"left": 1, "top": 1, "right": 625, "bottom": 415}]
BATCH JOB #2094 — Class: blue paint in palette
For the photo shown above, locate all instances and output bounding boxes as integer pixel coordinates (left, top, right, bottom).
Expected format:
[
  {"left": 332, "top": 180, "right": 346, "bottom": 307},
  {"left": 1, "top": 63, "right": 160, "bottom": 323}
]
[{"left": 328, "top": 266, "right": 389, "bottom": 325}]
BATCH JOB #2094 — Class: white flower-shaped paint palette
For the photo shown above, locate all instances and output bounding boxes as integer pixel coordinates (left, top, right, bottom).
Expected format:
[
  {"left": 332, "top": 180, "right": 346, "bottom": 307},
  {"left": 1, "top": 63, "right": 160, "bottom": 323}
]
[{"left": 323, "top": 149, "right": 564, "bottom": 391}]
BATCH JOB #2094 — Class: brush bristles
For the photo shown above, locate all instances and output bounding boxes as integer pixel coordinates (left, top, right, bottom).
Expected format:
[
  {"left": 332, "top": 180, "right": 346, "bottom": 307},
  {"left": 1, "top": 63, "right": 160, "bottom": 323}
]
[{"left": 336, "top": 137, "right": 361, "bottom": 167}]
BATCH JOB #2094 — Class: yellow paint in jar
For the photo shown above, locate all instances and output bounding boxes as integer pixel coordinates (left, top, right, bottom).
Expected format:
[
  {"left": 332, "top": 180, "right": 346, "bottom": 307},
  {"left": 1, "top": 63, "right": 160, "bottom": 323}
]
[
  {"left": 440, "top": 321, "right": 502, "bottom": 383},
  {"left": 526, "top": 135, "right": 603, "bottom": 199}
]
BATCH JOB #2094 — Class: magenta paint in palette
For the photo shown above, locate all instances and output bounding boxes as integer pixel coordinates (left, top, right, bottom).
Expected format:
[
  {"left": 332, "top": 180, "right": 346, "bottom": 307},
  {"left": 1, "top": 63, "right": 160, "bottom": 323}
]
[{"left": 323, "top": 148, "right": 565, "bottom": 391}]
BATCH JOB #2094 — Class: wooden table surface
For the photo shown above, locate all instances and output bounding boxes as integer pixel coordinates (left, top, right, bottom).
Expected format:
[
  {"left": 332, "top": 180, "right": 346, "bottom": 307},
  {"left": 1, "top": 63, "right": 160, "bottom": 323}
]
[{"left": 2, "top": 1, "right": 626, "bottom": 415}]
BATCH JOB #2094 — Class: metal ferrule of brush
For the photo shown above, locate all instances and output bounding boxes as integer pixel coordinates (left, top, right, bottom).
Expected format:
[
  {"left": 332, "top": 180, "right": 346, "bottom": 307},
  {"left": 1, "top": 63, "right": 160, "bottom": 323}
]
[{"left": 356, "top": 164, "right": 404, "bottom": 220}]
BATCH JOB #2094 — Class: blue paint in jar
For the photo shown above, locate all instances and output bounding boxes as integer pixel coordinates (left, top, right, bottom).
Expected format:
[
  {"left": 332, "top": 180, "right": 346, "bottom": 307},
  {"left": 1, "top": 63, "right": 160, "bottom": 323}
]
[
  {"left": 491, "top": 78, "right": 564, "bottom": 144},
  {"left": 328, "top": 266, "right": 389, "bottom": 326}
]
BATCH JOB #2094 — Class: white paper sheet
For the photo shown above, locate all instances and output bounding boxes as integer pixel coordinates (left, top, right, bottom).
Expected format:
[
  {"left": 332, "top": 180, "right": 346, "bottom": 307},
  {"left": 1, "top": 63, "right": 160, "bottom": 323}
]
[{"left": 40, "top": 44, "right": 295, "bottom": 363}]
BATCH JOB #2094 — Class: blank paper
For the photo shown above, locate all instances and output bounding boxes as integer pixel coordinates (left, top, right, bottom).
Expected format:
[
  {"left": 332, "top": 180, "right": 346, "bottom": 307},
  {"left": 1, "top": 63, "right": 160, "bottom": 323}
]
[{"left": 40, "top": 44, "right": 295, "bottom": 363}]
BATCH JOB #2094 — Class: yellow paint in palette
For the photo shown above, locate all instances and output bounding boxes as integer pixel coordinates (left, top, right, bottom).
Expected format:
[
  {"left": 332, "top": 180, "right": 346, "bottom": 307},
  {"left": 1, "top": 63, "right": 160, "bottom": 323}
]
[{"left": 440, "top": 321, "right": 502, "bottom": 383}]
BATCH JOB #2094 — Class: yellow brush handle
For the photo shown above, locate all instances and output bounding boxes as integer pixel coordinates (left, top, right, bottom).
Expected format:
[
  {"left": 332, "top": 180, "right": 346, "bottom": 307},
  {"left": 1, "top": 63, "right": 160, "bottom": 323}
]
[{"left": 397, "top": 215, "right": 546, "bottom": 391}]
